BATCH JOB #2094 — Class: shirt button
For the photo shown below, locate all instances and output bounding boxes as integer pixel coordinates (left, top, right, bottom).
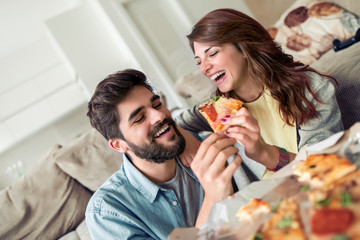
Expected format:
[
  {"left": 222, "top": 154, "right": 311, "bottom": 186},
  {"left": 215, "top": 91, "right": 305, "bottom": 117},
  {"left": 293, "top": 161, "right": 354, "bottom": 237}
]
[{"left": 172, "top": 201, "right": 178, "bottom": 206}]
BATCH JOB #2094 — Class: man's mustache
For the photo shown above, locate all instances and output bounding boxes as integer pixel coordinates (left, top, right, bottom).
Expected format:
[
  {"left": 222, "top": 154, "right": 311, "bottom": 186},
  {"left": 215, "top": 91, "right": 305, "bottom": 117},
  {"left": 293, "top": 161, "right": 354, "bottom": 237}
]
[{"left": 148, "top": 118, "right": 176, "bottom": 141}]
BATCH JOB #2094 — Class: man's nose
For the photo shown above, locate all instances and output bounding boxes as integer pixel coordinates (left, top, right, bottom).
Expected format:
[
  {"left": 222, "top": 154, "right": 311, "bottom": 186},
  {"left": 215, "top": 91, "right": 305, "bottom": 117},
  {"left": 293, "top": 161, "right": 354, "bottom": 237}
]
[{"left": 149, "top": 108, "right": 166, "bottom": 126}]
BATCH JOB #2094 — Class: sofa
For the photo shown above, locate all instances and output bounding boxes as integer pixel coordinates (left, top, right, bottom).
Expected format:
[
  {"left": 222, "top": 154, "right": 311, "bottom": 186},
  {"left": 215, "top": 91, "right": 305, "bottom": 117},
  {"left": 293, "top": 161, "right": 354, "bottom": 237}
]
[
  {"left": 0, "top": 128, "right": 123, "bottom": 240},
  {"left": 0, "top": 0, "right": 359, "bottom": 239}
]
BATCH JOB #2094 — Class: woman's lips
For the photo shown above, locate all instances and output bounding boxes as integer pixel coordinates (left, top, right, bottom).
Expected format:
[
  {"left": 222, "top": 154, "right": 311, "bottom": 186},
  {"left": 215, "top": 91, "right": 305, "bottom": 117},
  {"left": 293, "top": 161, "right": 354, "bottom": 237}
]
[{"left": 214, "top": 72, "right": 226, "bottom": 85}]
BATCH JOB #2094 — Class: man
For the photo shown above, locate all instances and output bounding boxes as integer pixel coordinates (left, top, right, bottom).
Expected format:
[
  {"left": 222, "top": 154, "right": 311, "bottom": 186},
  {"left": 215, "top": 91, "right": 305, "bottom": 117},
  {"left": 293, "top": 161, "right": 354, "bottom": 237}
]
[{"left": 86, "top": 69, "right": 241, "bottom": 239}]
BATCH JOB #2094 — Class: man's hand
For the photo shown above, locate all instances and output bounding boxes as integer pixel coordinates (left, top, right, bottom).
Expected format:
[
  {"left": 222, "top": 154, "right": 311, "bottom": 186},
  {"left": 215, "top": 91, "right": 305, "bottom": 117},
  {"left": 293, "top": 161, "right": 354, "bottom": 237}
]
[{"left": 192, "top": 132, "right": 242, "bottom": 227}]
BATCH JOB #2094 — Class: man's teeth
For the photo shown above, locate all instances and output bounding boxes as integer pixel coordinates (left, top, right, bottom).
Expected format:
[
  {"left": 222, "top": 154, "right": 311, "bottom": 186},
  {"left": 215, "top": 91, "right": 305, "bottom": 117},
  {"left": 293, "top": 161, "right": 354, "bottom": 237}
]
[
  {"left": 210, "top": 70, "right": 225, "bottom": 81},
  {"left": 154, "top": 125, "right": 169, "bottom": 138}
]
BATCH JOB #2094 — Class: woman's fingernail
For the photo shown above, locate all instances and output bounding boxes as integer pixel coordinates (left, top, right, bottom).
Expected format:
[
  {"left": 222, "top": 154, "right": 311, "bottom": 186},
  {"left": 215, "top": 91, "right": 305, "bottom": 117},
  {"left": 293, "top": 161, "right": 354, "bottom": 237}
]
[
  {"left": 221, "top": 119, "right": 227, "bottom": 123},
  {"left": 225, "top": 115, "right": 231, "bottom": 118},
  {"left": 225, "top": 131, "right": 229, "bottom": 135}
]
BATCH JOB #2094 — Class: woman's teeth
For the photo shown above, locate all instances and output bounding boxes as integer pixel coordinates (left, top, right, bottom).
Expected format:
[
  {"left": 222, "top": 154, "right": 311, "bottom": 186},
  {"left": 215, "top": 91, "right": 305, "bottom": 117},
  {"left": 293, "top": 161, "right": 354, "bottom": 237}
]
[
  {"left": 210, "top": 70, "right": 225, "bottom": 81},
  {"left": 154, "top": 125, "right": 169, "bottom": 138}
]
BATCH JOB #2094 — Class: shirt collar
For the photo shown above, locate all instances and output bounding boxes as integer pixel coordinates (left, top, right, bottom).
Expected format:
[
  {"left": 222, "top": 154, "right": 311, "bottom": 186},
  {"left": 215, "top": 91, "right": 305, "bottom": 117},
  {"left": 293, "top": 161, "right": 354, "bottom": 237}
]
[{"left": 122, "top": 154, "right": 198, "bottom": 203}]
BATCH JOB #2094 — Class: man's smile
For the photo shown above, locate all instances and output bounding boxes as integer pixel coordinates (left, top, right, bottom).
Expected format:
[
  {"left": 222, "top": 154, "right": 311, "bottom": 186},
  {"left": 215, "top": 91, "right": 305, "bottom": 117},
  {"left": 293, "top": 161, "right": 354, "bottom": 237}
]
[{"left": 154, "top": 124, "right": 171, "bottom": 138}]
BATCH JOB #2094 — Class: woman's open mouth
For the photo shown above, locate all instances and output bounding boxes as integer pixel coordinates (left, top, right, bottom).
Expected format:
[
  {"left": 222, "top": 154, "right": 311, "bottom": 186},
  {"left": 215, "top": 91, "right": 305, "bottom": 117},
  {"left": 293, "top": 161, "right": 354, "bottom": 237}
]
[{"left": 210, "top": 70, "right": 226, "bottom": 84}]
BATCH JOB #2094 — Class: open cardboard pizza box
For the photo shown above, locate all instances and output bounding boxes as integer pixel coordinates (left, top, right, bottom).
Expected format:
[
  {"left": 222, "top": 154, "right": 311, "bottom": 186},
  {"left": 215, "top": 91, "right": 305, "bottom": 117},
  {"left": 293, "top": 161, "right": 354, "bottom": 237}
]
[{"left": 169, "top": 122, "right": 360, "bottom": 240}]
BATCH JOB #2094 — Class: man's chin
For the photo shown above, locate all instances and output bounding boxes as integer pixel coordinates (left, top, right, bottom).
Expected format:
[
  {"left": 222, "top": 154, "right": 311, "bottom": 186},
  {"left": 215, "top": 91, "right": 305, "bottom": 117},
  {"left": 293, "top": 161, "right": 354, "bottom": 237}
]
[{"left": 126, "top": 129, "right": 185, "bottom": 163}]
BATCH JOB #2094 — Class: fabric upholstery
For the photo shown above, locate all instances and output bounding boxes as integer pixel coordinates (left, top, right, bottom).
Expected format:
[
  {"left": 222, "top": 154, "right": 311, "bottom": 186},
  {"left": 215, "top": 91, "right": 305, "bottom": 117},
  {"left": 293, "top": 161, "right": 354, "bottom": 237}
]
[
  {"left": 311, "top": 42, "right": 360, "bottom": 130},
  {"left": 175, "top": 68, "right": 217, "bottom": 107},
  {"left": 55, "top": 128, "right": 122, "bottom": 192},
  {"left": 0, "top": 145, "right": 92, "bottom": 240}
]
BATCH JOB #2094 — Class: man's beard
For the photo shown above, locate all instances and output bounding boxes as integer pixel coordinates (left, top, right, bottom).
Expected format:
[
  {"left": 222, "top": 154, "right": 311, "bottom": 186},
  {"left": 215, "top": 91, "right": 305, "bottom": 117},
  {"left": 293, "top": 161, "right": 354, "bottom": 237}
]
[{"left": 125, "top": 118, "right": 186, "bottom": 163}]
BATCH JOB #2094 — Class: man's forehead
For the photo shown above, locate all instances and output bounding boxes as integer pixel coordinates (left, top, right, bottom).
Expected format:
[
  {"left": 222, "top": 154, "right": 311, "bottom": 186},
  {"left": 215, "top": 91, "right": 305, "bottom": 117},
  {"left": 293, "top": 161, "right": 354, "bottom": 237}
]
[{"left": 116, "top": 86, "right": 156, "bottom": 120}]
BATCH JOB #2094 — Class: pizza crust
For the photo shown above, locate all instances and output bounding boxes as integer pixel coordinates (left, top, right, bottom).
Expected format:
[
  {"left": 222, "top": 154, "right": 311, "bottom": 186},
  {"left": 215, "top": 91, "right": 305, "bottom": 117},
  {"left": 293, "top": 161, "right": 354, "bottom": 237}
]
[{"left": 293, "top": 154, "right": 356, "bottom": 188}]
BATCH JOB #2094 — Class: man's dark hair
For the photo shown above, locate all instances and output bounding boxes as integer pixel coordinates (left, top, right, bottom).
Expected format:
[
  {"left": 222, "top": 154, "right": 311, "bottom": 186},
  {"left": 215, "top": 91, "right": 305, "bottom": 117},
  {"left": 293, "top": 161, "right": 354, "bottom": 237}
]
[{"left": 87, "top": 69, "right": 153, "bottom": 141}]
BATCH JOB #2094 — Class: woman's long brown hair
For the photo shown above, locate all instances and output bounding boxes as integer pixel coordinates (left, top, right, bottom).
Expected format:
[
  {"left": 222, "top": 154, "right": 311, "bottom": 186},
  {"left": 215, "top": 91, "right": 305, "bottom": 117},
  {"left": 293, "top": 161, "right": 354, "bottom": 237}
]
[{"left": 187, "top": 8, "right": 337, "bottom": 126}]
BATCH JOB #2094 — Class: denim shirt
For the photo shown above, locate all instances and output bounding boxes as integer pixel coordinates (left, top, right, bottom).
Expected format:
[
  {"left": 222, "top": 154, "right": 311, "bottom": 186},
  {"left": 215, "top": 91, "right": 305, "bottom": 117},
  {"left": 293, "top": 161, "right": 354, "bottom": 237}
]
[{"left": 85, "top": 155, "right": 204, "bottom": 240}]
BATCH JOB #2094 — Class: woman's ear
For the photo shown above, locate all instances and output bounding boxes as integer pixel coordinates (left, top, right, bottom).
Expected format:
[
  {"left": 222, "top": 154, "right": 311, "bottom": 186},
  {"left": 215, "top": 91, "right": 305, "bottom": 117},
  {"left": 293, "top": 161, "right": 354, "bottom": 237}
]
[{"left": 109, "top": 138, "right": 128, "bottom": 153}]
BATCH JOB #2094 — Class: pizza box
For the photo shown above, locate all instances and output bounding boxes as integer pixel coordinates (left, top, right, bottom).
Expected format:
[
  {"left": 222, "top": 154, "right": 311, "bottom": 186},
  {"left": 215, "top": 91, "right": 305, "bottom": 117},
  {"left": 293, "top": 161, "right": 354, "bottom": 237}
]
[{"left": 168, "top": 122, "right": 360, "bottom": 240}]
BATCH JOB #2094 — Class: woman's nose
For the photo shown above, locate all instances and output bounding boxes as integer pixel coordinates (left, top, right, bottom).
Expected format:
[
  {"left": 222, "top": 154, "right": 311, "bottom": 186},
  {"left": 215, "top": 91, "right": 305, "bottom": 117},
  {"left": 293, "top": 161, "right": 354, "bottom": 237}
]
[{"left": 200, "top": 59, "right": 211, "bottom": 76}]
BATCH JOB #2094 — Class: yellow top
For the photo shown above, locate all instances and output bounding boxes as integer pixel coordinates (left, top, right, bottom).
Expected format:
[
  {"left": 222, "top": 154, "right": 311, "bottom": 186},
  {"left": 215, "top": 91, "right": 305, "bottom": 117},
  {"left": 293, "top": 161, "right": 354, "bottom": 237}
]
[
  {"left": 244, "top": 89, "right": 298, "bottom": 178},
  {"left": 244, "top": 88, "right": 298, "bottom": 153}
]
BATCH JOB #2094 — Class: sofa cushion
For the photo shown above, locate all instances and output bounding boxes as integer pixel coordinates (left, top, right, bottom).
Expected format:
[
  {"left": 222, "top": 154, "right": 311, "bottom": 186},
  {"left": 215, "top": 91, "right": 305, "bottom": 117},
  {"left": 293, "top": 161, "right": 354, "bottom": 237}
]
[
  {"left": 58, "top": 231, "right": 81, "bottom": 240},
  {"left": 243, "top": 0, "right": 295, "bottom": 28},
  {"left": 55, "top": 128, "right": 122, "bottom": 192},
  {"left": 175, "top": 68, "right": 217, "bottom": 107},
  {"left": 76, "top": 220, "right": 92, "bottom": 239},
  {"left": 58, "top": 220, "right": 90, "bottom": 240},
  {"left": 0, "top": 145, "right": 92, "bottom": 240},
  {"left": 267, "top": 0, "right": 360, "bottom": 65},
  {"left": 310, "top": 42, "right": 360, "bottom": 130}
]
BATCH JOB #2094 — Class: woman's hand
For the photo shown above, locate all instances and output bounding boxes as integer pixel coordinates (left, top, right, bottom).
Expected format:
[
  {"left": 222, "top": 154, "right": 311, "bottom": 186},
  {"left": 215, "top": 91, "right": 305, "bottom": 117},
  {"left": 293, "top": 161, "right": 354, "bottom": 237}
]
[
  {"left": 178, "top": 127, "right": 201, "bottom": 167},
  {"left": 221, "top": 107, "right": 278, "bottom": 169}
]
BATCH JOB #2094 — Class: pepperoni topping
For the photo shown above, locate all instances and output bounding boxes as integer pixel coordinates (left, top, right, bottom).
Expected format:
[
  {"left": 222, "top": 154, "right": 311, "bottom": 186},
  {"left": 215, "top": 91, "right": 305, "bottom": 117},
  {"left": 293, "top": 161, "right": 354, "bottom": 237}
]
[
  {"left": 311, "top": 208, "right": 354, "bottom": 235},
  {"left": 200, "top": 105, "right": 218, "bottom": 122}
]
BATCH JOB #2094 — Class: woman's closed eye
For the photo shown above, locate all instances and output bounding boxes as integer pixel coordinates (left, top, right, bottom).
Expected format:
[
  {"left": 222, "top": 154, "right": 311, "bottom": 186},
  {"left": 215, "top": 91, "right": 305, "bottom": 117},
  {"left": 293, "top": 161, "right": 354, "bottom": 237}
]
[
  {"left": 209, "top": 50, "right": 219, "bottom": 57},
  {"left": 195, "top": 50, "right": 218, "bottom": 65}
]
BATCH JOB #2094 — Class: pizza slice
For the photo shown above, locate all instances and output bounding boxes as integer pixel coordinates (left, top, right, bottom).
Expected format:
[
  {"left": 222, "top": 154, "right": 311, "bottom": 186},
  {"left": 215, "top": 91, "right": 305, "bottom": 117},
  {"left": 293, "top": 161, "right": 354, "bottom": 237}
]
[
  {"left": 236, "top": 198, "right": 271, "bottom": 223},
  {"left": 292, "top": 154, "right": 356, "bottom": 188},
  {"left": 233, "top": 198, "right": 272, "bottom": 239},
  {"left": 305, "top": 170, "right": 360, "bottom": 239},
  {"left": 256, "top": 197, "right": 307, "bottom": 240},
  {"left": 198, "top": 96, "right": 243, "bottom": 132}
]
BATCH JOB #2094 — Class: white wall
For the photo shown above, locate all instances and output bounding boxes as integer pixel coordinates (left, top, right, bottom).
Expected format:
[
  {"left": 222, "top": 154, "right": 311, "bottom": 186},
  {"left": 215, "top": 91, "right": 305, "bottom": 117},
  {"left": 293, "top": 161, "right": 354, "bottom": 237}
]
[
  {"left": 45, "top": 3, "right": 140, "bottom": 99},
  {"left": 0, "top": 0, "right": 89, "bottom": 189}
]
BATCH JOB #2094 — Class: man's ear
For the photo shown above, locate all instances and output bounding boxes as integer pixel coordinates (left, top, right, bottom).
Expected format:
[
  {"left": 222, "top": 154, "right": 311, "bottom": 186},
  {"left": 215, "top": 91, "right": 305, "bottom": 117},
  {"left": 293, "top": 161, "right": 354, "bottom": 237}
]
[{"left": 109, "top": 138, "right": 128, "bottom": 153}]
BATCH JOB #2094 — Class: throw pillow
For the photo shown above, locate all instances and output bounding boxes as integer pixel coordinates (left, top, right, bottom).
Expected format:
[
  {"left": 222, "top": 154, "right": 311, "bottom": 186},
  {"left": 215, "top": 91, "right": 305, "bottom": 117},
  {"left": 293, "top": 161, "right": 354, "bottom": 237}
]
[
  {"left": 55, "top": 128, "right": 122, "bottom": 192},
  {"left": 0, "top": 145, "right": 92, "bottom": 239},
  {"left": 267, "top": 0, "right": 360, "bottom": 65}
]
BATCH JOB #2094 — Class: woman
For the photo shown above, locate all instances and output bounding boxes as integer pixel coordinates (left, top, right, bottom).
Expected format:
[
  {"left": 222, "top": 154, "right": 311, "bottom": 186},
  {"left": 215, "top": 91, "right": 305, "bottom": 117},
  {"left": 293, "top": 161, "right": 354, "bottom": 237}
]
[{"left": 175, "top": 8, "right": 343, "bottom": 174}]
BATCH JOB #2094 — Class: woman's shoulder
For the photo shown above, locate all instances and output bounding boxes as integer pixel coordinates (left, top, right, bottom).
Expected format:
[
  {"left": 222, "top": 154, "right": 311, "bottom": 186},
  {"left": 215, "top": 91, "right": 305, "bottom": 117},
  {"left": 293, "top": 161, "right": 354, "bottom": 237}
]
[{"left": 303, "top": 70, "right": 335, "bottom": 92}]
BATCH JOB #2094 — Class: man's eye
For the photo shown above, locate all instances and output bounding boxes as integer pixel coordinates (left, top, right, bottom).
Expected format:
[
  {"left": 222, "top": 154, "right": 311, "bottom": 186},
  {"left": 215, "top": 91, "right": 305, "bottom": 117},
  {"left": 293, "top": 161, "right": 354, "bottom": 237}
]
[
  {"left": 133, "top": 115, "right": 144, "bottom": 124},
  {"left": 210, "top": 50, "right": 218, "bottom": 57},
  {"left": 154, "top": 103, "right": 162, "bottom": 108},
  {"left": 196, "top": 61, "right": 201, "bottom": 66}
]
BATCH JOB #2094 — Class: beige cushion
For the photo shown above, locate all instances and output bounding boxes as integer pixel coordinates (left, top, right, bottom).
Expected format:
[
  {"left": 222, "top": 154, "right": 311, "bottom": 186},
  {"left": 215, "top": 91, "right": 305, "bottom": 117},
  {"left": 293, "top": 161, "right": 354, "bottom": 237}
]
[
  {"left": 55, "top": 129, "right": 122, "bottom": 192},
  {"left": 76, "top": 220, "right": 92, "bottom": 240},
  {"left": 58, "top": 231, "right": 81, "bottom": 240},
  {"left": 311, "top": 42, "right": 360, "bottom": 129},
  {"left": 175, "top": 68, "right": 217, "bottom": 106},
  {"left": 267, "top": 0, "right": 360, "bottom": 65},
  {"left": 0, "top": 145, "right": 92, "bottom": 240},
  {"left": 243, "top": 0, "right": 295, "bottom": 28}
]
